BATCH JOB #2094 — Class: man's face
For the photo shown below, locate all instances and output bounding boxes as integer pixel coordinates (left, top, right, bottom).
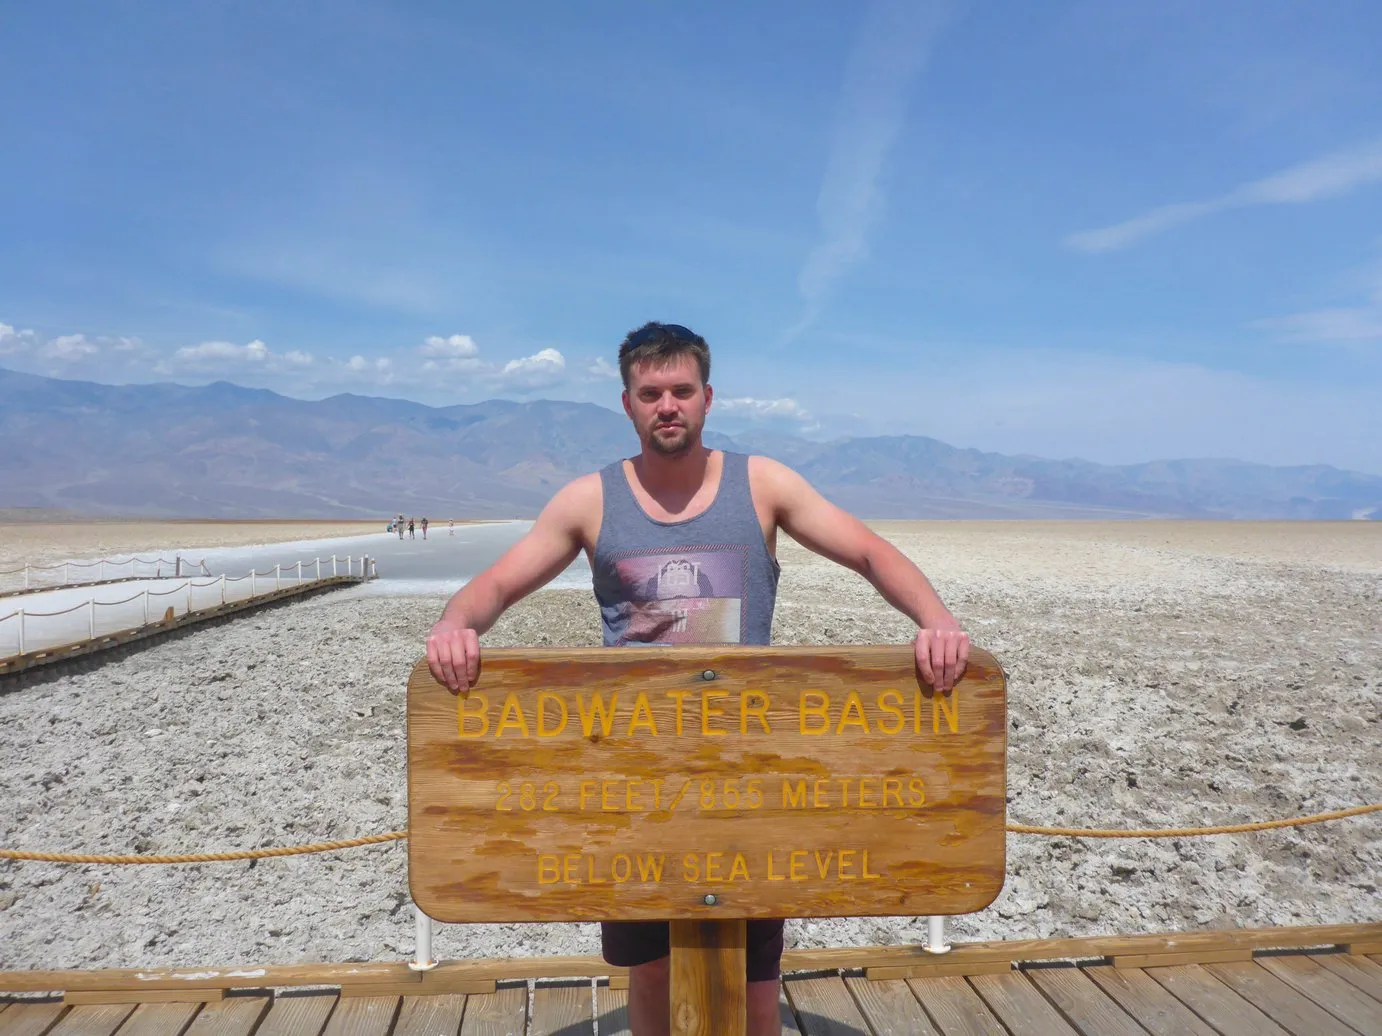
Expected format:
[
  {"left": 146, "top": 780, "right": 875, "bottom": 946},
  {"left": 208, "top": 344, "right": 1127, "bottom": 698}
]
[{"left": 622, "top": 354, "right": 712, "bottom": 456}]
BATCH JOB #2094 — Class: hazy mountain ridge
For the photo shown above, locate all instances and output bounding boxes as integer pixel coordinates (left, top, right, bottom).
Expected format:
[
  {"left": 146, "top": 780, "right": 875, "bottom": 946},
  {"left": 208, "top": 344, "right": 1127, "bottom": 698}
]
[{"left": 2, "top": 367, "right": 1378, "bottom": 520}]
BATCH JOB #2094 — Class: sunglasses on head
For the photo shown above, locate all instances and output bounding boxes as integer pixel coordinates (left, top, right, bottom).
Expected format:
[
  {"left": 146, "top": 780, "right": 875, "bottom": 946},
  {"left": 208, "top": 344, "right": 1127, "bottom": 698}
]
[{"left": 623, "top": 323, "right": 698, "bottom": 350}]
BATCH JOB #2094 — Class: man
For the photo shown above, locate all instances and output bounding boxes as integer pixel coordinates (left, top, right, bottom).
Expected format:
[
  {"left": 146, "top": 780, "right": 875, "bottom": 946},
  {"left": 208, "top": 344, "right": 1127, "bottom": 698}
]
[
  {"left": 427, "top": 321, "right": 969, "bottom": 1036},
  {"left": 421, "top": 516, "right": 429, "bottom": 540}
]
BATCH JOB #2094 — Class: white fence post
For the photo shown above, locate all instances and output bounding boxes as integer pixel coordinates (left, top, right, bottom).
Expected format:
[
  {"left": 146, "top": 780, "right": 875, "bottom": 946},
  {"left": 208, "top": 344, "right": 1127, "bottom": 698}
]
[
  {"left": 925, "top": 916, "right": 950, "bottom": 954},
  {"left": 347, "top": 556, "right": 353, "bottom": 578},
  {"left": 315, "top": 557, "right": 321, "bottom": 580},
  {"left": 143, "top": 591, "right": 149, "bottom": 625},
  {"left": 220, "top": 574, "right": 227, "bottom": 605},
  {"left": 296, "top": 560, "right": 303, "bottom": 581},
  {"left": 175, "top": 555, "right": 182, "bottom": 578},
  {"left": 251, "top": 570, "right": 256, "bottom": 596},
  {"left": 275, "top": 564, "right": 281, "bottom": 590},
  {"left": 88, "top": 599, "right": 96, "bottom": 639},
  {"left": 331, "top": 554, "right": 338, "bottom": 577},
  {"left": 186, "top": 582, "right": 192, "bottom": 615},
  {"left": 17, "top": 609, "right": 24, "bottom": 655}
]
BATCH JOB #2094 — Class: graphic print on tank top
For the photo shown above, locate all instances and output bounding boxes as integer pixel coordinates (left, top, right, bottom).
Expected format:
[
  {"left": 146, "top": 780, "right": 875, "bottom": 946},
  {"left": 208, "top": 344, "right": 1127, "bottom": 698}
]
[{"left": 605, "top": 544, "right": 749, "bottom": 645}]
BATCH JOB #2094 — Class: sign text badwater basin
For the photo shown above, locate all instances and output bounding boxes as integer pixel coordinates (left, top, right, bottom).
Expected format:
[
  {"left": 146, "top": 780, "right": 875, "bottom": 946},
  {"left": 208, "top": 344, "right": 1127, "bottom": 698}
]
[{"left": 407, "top": 645, "right": 1007, "bottom": 922}]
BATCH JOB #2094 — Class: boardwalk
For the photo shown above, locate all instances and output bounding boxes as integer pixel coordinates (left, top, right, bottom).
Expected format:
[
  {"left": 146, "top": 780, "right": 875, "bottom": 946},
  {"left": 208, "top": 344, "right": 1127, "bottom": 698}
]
[{"left": 4, "top": 949, "right": 1381, "bottom": 1035}]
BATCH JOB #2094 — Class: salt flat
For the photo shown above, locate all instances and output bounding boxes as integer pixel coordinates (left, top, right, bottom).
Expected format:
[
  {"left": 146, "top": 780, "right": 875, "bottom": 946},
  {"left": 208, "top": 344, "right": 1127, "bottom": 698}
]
[{"left": 0, "top": 520, "right": 1378, "bottom": 971}]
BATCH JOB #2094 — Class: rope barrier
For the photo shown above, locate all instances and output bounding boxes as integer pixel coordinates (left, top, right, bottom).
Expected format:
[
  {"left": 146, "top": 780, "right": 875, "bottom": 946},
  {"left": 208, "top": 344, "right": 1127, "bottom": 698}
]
[{"left": 2, "top": 803, "right": 1376, "bottom": 865}]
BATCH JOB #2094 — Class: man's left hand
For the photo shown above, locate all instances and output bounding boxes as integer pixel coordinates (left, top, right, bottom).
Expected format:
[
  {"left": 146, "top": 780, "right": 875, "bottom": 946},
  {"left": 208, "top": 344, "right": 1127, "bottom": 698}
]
[{"left": 916, "top": 623, "right": 970, "bottom": 693}]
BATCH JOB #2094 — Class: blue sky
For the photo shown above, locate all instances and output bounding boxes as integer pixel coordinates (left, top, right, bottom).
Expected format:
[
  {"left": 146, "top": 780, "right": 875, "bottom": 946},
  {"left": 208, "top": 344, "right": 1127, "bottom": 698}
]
[{"left": 2, "top": 1, "right": 1381, "bottom": 473}]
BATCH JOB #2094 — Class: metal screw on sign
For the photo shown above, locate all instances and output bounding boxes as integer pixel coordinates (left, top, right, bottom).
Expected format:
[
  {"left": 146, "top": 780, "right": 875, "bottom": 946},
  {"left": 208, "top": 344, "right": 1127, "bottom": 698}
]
[
  {"left": 703, "top": 894, "right": 718, "bottom": 906},
  {"left": 701, "top": 670, "right": 717, "bottom": 681}
]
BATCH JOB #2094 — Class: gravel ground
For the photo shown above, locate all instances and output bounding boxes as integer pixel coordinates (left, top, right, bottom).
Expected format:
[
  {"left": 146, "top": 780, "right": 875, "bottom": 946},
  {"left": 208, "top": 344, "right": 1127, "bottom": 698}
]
[{"left": 1, "top": 522, "right": 1379, "bottom": 971}]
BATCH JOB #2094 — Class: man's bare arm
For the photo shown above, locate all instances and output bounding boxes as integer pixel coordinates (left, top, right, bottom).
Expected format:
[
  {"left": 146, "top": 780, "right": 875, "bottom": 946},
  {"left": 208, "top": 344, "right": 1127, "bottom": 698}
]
[
  {"left": 756, "top": 457, "right": 969, "bottom": 690},
  {"left": 428, "top": 476, "right": 595, "bottom": 691}
]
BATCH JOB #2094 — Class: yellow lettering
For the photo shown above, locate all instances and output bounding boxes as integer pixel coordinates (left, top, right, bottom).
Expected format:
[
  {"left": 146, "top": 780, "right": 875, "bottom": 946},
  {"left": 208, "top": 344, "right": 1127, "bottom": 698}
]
[
  {"left": 840, "top": 777, "right": 854, "bottom": 808},
  {"left": 908, "top": 777, "right": 926, "bottom": 807},
  {"left": 457, "top": 692, "right": 489, "bottom": 738},
  {"left": 813, "top": 850, "right": 834, "bottom": 878},
  {"left": 701, "top": 691, "right": 728, "bottom": 736},
  {"left": 933, "top": 691, "right": 959, "bottom": 734},
  {"left": 729, "top": 853, "right": 750, "bottom": 881},
  {"left": 789, "top": 850, "right": 807, "bottom": 881},
  {"left": 767, "top": 852, "right": 784, "bottom": 881},
  {"left": 626, "top": 691, "right": 658, "bottom": 736},
  {"left": 537, "top": 692, "right": 568, "bottom": 737},
  {"left": 876, "top": 690, "right": 905, "bottom": 734},
  {"left": 740, "top": 691, "right": 771, "bottom": 734},
  {"left": 836, "top": 691, "right": 870, "bottom": 734},
  {"left": 537, "top": 855, "right": 560, "bottom": 884},
  {"left": 611, "top": 854, "right": 631, "bottom": 882},
  {"left": 800, "top": 691, "right": 831, "bottom": 735},
  {"left": 706, "top": 851, "right": 725, "bottom": 881},
  {"left": 586, "top": 855, "right": 606, "bottom": 885},
  {"left": 862, "top": 850, "right": 881, "bottom": 879},
  {"left": 579, "top": 781, "right": 597, "bottom": 811},
  {"left": 913, "top": 690, "right": 923, "bottom": 734},
  {"left": 651, "top": 778, "right": 665, "bottom": 810},
  {"left": 494, "top": 693, "right": 530, "bottom": 738},
  {"left": 601, "top": 781, "right": 618, "bottom": 811},
  {"left": 666, "top": 690, "right": 690, "bottom": 735},
  {"left": 813, "top": 779, "right": 829, "bottom": 808},
  {"left": 562, "top": 855, "right": 579, "bottom": 884},
  {"left": 838, "top": 849, "right": 857, "bottom": 880},
  {"left": 637, "top": 854, "right": 665, "bottom": 882},
  {"left": 783, "top": 780, "right": 806, "bottom": 809},
  {"left": 682, "top": 853, "right": 700, "bottom": 882},
  {"left": 625, "top": 778, "right": 644, "bottom": 811},
  {"left": 576, "top": 692, "right": 619, "bottom": 738},
  {"left": 858, "top": 778, "right": 877, "bottom": 808},
  {"left": 883, "top": 777, "right": 904, "bottom": 808}
]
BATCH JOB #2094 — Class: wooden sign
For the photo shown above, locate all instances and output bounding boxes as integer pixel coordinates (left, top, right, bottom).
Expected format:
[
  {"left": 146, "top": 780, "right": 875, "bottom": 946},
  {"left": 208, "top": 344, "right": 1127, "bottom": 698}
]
[{"left": 407, "top": 645, "right": 1006, "bottom": 923}]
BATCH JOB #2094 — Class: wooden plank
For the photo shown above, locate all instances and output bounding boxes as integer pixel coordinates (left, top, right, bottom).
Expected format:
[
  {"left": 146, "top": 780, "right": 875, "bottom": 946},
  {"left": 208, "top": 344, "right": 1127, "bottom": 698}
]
[
  {"left": 63, "top": 991, "right": 222, "bottom": 1006},
  {"left": 1349, "top": 944, "right": 1382, "bottom": 957},
  {"left": 1255, "top": 955, "right": 1382, "bottom": 1035},
  {"left": 181, "top": 997, "right": 271, "bottom": 1036},
  {"left": 596, "top": 986, "right": 629, "bottom": 1036},
  {"left": 1145, "top": 965, "right": 1290, "bottom": 1036},
  {"left": 782, "top": 976, "right": 872, "bottom": 1036},
  {"left": 906, "top": 976, "right": 1007, "bottom": 1036},
  {"left": 408, "top": 646, "right": 1007, "bottom": 923},
  {"left": 1205, "top": 961, "right": 1368, "bottom": 1036},
  {"left": 970, "top": 971, "right": 1081, "bottom": 1034},
  {"left": 0, "top": 1002, "right": 68, "bottom": 1036},
  {"left": 1025, "top": 967, "right": 1151, "bottom": 1036},
  {"left": 391, "top": 994, "right": 468, "bottom": 1036},
  {"left": 530, "top": 980, "right": 592, "bottom": 1036},
  {"left": 1083, "top": 966, "right": 1220, "bottom": 1035},
  {"left": 113, "top": 1002, "right": 201, "bottom": 1036},
  {"left": 843, "top": 975, "right": 942, "bottom": 1035},
  {"left": 778, "top": 987, "right": 804, "bottom": 1036},
  {"left": 341, "top": 980, "right": 493, "bottom": 998},
  {"left": 457, "top": 984, "right": 527, "bottom": 1036},
  {"left": 670, "top": 920, "right": 745, "bottom": 1036},
  {"left": 866, "top": 961, "right": 1010, "bottom": 981},
  {"left": 0, "top": 963, "right": 416, "bottom": 994},
  {"left": 1313, "top": 954, "right": 1382, "bottom": 1003},
  {"left": 1113, "top": 949, "right": 1252, "bottom": 970},
  {"left": 320, "top": 996, "right": 400, "bottom": 1036},
  {"left": 46, "top": 1005, "right": 135, "bottom": 1036},
  {"left": 253, "top": 993, "right": 338, "bottom": 1036}
]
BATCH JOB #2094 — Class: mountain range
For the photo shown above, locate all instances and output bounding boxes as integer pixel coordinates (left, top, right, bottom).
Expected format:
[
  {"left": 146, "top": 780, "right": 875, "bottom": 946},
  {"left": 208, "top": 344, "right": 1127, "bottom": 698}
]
[{"left": 2, "top": 366, "right": 1378, "bottom": 520}]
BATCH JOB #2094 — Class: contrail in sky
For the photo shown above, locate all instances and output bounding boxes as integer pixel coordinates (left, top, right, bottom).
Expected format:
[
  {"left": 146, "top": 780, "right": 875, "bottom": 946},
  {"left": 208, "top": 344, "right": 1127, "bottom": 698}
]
[{"left": 785, "top": 0, "right": 956, "bottom": 343}]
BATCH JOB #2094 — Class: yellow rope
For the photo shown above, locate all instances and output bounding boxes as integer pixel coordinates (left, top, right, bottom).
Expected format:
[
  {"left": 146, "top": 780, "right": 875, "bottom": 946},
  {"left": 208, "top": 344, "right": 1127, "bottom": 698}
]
[{"left": 1, "top": 802, "right": 1379, "bottom": 864}]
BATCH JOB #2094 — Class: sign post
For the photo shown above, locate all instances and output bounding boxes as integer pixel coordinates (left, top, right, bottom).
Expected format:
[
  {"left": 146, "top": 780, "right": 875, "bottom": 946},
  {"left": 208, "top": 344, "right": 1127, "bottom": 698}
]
[{"left": 407, "top": 644, "right": 1006, "bottom": 1035}]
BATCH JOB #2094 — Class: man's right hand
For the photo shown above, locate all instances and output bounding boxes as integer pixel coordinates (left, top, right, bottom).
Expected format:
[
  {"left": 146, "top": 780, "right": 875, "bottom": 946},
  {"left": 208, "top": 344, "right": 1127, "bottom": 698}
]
[{"left": 427, "top": 619, "right": 480, "bottom": 694}]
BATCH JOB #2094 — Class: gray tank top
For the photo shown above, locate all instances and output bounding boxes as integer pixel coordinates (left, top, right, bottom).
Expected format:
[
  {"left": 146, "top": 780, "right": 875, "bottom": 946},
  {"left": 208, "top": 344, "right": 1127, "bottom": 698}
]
[{"left": 593, "top": 451, "right": 780, "bottom": 647}]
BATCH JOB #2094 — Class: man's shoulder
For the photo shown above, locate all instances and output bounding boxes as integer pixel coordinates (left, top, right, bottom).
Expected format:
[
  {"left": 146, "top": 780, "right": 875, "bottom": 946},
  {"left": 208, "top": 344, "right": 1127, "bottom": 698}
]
[{"left": 543, "top": 470, "right": 604, "bottom": 520}]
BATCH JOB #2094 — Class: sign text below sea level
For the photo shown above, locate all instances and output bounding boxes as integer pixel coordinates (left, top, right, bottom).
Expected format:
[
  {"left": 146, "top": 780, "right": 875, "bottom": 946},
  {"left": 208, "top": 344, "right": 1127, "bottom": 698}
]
[{"left": 457, "top": 687, "right": 960, "bottom": 739}]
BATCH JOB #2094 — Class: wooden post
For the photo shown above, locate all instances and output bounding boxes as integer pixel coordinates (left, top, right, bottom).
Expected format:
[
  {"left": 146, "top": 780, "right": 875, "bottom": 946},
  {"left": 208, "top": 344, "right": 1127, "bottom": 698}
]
[{"left": 670, "top": 920, "right": 746, "bottom": 1036}]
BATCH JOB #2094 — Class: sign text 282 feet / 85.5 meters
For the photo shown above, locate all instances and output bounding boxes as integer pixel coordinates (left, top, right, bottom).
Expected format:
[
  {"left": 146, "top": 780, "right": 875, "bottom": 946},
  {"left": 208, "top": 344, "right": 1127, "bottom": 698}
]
[{"left": 407, "top": 645, "right": 1007, "bottom": 923}]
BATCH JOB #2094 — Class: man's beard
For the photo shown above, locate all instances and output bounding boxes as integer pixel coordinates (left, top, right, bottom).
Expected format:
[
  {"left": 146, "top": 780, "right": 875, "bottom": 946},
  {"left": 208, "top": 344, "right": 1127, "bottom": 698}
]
[{"left": 648, "top": 423, "right": 694, "bottom": 455}]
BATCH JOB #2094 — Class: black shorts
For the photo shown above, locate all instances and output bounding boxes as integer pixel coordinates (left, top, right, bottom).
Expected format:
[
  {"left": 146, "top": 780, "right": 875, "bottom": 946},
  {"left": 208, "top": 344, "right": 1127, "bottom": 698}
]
[{"left": 600, "top": 920, "right": 785, "bottom": 982}]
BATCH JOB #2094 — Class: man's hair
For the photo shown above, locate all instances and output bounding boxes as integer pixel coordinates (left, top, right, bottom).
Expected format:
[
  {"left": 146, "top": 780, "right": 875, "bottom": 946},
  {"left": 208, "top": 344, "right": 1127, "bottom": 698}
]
[{"left": 618, "top": 322, "right": 711, "bottom": 389}]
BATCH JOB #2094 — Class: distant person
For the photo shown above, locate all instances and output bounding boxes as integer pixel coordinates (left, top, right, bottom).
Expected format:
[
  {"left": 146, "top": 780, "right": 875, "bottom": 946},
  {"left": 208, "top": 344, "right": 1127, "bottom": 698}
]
[
  {"left": 426, "top": 321, "right": 969, "bottom": 1036},
  {"left": 421, "top": 517, "right": 429, "bottom": 540},
  {"left": 398, "top": 515, "right": 405, "bottom": 540},
  {"left": 448, "top": 519, "right": 455, "bottom": 536},
  {"left": 408, "top": 518, "right": 416, "bottom": 540}
]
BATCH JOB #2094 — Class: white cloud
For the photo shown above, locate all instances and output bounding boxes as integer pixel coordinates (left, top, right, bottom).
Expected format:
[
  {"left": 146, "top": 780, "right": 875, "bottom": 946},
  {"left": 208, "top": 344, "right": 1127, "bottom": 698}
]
[
  {"left": 165, "top": 338, "right": 314, "bottom": 373},
  {"left": 787, "top": 0, "right": 953, "bottom": 339},
  {"left": 1068, "top": 140, "right": 1382, "bottom": 253},
  {"left": 587, "top": 356, "right": 620, "bottom": 380},
  {"left": 419, "top": 333, "right": 479, "bottom": 358},
  {"left": 0, "top": 322, "right": 37, "bottom": 355},
  {"left": 716, "top": 397, "right": 814, "bottom": 422},
  {"left": 348, "top": 355, "right": 392, "bottom": 372},
  {"left": 42, "top": 334, "right": 100, "bottom": 362},
  {"left": 495, "top": 348, "right": 567, "bottom": 391}
]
